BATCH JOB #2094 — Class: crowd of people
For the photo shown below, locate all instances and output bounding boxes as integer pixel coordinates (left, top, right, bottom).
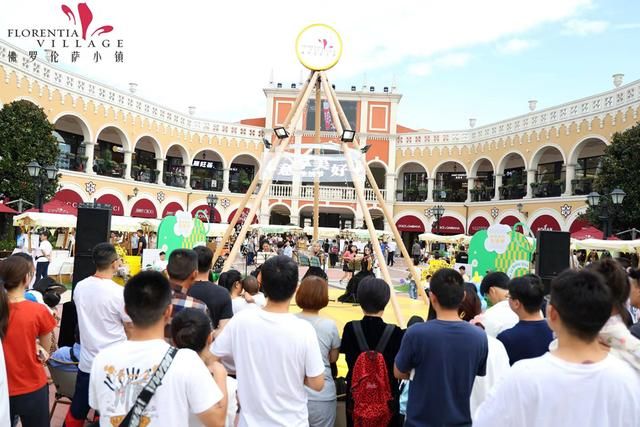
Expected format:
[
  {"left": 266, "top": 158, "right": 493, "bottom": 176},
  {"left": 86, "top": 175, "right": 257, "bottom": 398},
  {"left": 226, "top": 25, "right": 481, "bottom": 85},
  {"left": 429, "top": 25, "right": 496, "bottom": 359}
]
[{"left": 2, "top": 236, "right": 640, "bottom": 426}]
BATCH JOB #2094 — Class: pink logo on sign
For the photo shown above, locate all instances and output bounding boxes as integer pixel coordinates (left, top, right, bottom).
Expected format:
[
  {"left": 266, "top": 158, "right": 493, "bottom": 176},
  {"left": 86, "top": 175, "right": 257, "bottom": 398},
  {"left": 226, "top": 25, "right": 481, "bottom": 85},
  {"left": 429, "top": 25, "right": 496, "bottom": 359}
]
[{"left": 61, "top": 2, "right": 113, "bottom": 40}]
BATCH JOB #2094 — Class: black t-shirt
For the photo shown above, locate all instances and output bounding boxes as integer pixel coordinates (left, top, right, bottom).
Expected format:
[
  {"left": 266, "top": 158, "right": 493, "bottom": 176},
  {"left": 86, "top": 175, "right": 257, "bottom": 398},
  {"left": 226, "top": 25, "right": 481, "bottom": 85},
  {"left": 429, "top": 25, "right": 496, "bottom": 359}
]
[
  {"left": 187, "top": 280, "right": 233, "bottom": 328},
  {"left": 138, "top": 235, "right": 147, "bottom": 250},
  {"left": 340, "top": 316, "right": 405, "bottom": 427}
]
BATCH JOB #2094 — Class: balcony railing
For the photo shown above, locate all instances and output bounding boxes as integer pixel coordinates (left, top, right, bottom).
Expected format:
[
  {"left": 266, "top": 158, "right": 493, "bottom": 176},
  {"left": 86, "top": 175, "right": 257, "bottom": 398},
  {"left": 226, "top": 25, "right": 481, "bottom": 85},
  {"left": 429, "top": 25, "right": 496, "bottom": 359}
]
[
  {"left": 269, "top": 184, "right": 292, "bottom": 198},
  {"left": 531, "top": 181, "right": 564, "bottom": 198}
]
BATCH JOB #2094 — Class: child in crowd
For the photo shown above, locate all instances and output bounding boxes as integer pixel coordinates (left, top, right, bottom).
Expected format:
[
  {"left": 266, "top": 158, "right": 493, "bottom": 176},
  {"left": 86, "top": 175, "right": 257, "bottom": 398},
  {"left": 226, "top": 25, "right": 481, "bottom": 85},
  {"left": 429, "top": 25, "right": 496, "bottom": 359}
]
[
  {"left": 171, "top": 308, "right": 236, "bottom": 427},
  {"left": 232, "top": 275, "right": 266, "bottom": 314}
]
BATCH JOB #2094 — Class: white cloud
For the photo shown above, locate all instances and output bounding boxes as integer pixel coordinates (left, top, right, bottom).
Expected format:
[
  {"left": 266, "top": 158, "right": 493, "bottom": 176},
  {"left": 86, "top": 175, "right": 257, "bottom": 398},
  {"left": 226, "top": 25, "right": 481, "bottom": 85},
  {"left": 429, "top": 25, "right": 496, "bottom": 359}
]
[
  {"left": 0, "top": 0, "right": 593, "bottom": 122},
  {"left": 408, "top": 62, "right": 432, "bottom": 77},
  {"left": 434, "top": 53, "right": 472, "bottom": 68},
  {"left": 616, "top": 23, "right": 640, "bottom": 30},
  {"left": 562, "top": 19, "right": 609, "bottom": 36},
  {"left": 498, "top": 38, "right": 538, "bottom": 54}
]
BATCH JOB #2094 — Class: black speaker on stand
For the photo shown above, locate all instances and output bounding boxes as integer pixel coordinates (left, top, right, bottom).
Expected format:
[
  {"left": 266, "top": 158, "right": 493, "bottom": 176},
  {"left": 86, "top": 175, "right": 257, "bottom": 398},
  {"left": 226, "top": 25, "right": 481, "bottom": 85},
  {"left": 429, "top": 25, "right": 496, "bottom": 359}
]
[
  {"left": 535, "top": 230, "right": 570, "bottom": 294},
  {"left": 58, "top": 203, "right": 112, "bottom": 346}
]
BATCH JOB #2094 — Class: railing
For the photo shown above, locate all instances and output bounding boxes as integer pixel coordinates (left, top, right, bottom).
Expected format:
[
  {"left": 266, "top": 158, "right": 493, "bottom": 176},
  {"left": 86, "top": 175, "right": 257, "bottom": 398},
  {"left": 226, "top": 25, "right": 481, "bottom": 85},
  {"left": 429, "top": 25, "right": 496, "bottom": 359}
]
[
  {"left": 269, "top": 184, "right": 292, "bottom": 198},
  {"left": 300, "top": 186, "right": 356, "bottom": 201}
]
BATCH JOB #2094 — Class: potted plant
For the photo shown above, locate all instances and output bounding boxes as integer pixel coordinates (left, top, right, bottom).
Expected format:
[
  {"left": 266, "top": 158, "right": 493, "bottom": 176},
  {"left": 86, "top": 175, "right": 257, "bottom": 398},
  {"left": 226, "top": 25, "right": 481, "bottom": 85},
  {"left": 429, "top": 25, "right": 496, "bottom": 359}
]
[
  {"left": 131, "top": 165, "right": 141, "bottom": 179},
  {"left": 530, "top": 182, "right": 542, "bottom": 197}
]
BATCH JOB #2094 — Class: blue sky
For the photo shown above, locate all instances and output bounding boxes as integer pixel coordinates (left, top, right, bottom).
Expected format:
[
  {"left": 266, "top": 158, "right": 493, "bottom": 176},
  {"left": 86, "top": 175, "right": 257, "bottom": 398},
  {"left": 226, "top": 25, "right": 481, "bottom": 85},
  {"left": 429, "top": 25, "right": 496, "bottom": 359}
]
[{"left": 0, "top": 0, "right": 637, "bottom": 130}]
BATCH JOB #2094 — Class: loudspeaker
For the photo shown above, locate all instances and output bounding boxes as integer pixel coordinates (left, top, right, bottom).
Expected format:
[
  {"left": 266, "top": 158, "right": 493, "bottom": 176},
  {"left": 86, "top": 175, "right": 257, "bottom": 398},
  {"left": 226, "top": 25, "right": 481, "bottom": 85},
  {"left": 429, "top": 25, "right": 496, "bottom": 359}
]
[
  {"left": 535, "top": 230, "right": 570, "bottom": 280},
  {"left": 59, "top": 205, "right": 111, "bottom": 346},
  {"left": 75, "top": 204, "right": 112, "bottom": 255}
]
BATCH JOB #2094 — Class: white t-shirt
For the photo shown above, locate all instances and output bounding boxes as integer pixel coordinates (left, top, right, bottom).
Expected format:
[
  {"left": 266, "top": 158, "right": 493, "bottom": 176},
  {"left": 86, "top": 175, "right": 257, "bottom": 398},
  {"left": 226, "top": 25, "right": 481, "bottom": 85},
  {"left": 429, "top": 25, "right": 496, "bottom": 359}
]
[
  {"left": 474, "top": 353, "right": 640, "bottom": 427},
  {"left": 36, "top": 239, "right": 53, "bottom": 262},
  {"left": 211, "top": 308, "right": 325, "bottom": 427},
  {"left": 74, "top": 276, "right": 130, "bottom": 372},
  {"left": 0, "top": 341, "right": 9, "bottom": 427},
  {"left": 470, "top": 335, "right": 510, "bottom": 417},
  {"left": 90, "top": 339, "right": 222, "bottom": 427},
  {"left": 387, "top": 241, "right": 397, "bottom": 252},
  {"left": 482, "top": 300, "right": 519, "bottom": 338}
]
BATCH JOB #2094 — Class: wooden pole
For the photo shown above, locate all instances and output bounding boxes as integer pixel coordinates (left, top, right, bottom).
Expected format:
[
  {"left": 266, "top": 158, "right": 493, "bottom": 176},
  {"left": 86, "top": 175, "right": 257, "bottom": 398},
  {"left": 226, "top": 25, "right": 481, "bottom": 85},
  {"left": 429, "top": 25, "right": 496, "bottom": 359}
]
[
  {"left": 222, "top": 71, "right": 320, "bottom": 272},
  {"left": 320, "top": 72, "right": 405, "bottom": 328},
  {"left": 313, "top": 77, "right": 321, "bottom": 242},
  {"left": 211, "top": 70, "right": 316, "bottom": 268},
  {"left": 324, "top": 74, "right": 429, "bottom": 307}
]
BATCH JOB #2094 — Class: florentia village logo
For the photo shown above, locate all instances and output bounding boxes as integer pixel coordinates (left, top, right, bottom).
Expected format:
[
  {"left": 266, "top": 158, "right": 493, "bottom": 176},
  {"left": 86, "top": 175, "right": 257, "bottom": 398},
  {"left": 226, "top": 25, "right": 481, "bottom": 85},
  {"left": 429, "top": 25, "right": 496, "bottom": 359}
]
[{"left": 6, "top": 2, "right": 125, "bottom": 64}]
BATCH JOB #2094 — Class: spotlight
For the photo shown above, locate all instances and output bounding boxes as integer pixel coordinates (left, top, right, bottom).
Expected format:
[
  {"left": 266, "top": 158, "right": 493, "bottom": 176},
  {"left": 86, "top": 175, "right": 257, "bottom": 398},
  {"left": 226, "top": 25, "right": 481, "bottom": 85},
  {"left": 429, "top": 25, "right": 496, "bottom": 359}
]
[
  {"left": 341, "top": 129, "right": 356, "bottom": 142},
  {"left": 369, "top": 86, "right": 375, "bottom": 92},
  {"left": 291, "top": 83, "right": 296, "bottom": 89},
  {"left": 262, "top": 138, "right": 272, "bottom": 149},
  {"left": 360, "top": 145, "right": 372, "bottom": 154},
  {"left": 276, "top": 83, "right": 282, "bottom": 88},
  {"left": 273, "top": 127, "right": 289, "bottom": 139},
  {"left": 332, "top": 84, "right": 336, "bottom": 90},
  {"left": 351, "top": 86, "right": 356, "bottom": 91},
  {"left": 383, "top": 86, "right": 389, "bottom": 93}
]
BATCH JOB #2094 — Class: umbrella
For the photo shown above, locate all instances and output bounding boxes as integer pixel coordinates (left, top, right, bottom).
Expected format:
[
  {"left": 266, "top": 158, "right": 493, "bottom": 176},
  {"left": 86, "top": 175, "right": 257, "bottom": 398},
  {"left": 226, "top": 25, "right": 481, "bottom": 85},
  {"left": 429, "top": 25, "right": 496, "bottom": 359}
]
[
  {"left": 26, "top": 199, "right": 77, "bottom": 216},
  {"left": 0, "top": 203, "right": 18, "bottom": 214},
  {"left": 571, "top": 226, "right": 619, "bottom": 241}
]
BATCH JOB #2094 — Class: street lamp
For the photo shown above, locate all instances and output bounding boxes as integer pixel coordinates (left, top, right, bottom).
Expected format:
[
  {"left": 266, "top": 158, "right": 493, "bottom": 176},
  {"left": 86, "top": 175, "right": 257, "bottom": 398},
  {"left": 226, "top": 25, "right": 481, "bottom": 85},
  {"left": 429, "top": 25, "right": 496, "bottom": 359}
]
[
  {"left": 27, "top": 160, "right": 58, "bottom": 212},
  {"left": 206, "top": 193, "right": 218, "bottom": 223},
  {"left": 586, "top": 188, "right": 625, "bottom": 239},
  {"left": 433, "top": 205, "right": 445, "bottom": 234}
]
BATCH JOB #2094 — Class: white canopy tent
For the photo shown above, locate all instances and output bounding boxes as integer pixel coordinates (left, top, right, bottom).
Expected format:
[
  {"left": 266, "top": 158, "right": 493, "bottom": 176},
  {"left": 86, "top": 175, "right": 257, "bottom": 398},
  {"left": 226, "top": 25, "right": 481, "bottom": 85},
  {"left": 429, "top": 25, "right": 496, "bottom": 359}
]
[
  {"left": 14, "top": 212, "right": 160, "bottom": 232},
  {"left": 571, "top": 238, "right": 640, "bottom": 253},
  {"left": 342, "top": 228, "right": 387, "bottom": 240},
  {"left": 206, "top": 223, "right": 230, "bottom": 237},
  {"left": 418, "top": 232, "right": 472, "bottom": 244},
  {"left": 303, "top": 226, "right": 341, "bottom": 239},
  {"left": 249, "top": 224, "right": 303, "bottom": 234}
]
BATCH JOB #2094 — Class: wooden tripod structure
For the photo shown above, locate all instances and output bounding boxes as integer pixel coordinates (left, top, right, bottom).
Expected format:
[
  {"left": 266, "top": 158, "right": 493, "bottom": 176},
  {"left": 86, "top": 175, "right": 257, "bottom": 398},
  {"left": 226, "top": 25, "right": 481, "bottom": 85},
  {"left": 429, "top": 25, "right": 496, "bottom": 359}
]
[{"left": 211, "top": 70, "right": 429, "bottom": 327}]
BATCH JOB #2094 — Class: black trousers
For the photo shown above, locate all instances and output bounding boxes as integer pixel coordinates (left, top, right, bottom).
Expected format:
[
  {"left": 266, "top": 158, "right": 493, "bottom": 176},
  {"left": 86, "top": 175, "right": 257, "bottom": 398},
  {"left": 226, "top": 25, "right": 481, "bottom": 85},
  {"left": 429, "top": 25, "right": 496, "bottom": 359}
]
[
  {"left": 10, "top": 384, "right": 49, "bottom": 427},
  {"left": 35, "top": 261, "right": 49, "bottom": 284},
  {"left": 387, "top": 251, "right": 395, "bottom": 266}
]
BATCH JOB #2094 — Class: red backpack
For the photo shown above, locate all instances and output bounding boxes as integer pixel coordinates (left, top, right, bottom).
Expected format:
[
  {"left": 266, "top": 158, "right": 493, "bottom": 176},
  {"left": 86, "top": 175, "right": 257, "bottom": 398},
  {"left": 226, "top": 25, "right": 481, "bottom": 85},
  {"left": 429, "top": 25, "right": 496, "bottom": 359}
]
[{"left": 350, "top": 321, "right": 395, "bottom": 427}]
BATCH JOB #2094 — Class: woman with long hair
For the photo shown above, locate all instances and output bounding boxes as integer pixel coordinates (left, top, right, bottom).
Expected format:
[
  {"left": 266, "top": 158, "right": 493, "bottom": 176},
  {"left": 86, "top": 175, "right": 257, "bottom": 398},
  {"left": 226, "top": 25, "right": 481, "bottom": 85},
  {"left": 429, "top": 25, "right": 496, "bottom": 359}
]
[
  {"left": 0, "top": 256, "right": 56, "bottom": 427},
  {"left": 361, "top": 246, "right": 374, "bottom": 274}
]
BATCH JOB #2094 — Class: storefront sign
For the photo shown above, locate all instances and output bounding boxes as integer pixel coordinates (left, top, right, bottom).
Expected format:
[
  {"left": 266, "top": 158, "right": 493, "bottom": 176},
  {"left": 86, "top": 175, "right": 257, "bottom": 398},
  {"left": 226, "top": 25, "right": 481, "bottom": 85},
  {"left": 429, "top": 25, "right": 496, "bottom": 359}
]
[{"left": 396, "top": 215, "right": 425, "bottom": 233}]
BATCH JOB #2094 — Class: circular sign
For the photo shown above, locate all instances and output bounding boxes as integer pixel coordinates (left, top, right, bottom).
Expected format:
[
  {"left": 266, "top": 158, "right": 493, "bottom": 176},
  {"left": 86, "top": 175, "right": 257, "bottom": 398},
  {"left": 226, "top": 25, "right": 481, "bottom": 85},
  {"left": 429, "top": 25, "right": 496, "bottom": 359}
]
[{"left": 296, "top": 23, "right": 343, "bottom": 71}]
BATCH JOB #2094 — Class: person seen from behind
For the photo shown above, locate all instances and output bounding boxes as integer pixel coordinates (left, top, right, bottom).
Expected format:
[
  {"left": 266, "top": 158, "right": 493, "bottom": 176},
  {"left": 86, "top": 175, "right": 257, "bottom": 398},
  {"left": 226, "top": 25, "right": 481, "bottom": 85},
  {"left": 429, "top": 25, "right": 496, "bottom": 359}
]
[
  {"left": 477, "top": 271, "right": 518, "bottom": 337},
  {"left": 497, "top": 274, "right": 553, "bottom": 365},
  {"left": 395, "top": 269, "right": 488, "bottom": 427},
  {"left": 89, "top": 271, "right": 226, "bottom": 426},
  {"left": 0, "top": 256, "right": 56, "bottom": 427},
  {"left": 474, "top": 269, "right": 640, "bottom": 427},
  {"left": 172, "top": 308, "right": 236, "bottom": 427},
  {"left": 295, "top": 276, "right": 341, "bottom": 427},
  {"left": 212, "top": 255, "right": 325, "bottom": 427}
]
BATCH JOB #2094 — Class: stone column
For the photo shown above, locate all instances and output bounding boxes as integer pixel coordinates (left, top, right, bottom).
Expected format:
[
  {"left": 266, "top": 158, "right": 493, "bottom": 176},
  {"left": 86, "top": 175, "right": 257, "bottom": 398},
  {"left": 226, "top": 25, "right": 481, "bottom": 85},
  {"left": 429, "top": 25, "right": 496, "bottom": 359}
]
[
  {"left": 184, "top": 165, "right": 192, "bottom": 189},
  {"left": 427, "top": 178, "right": 435, "bottom": 202},
  {"left": 564, "top": 164, "right": 576, "bottom": 197},
  {"left": 467, "top": 177, "right": 475, "bottom": 202},
  {"left": 84, "top": 141, "right": 96, "bottom": 175},
  {"left": 124, "top": 151, "right": 133, "bottom": 180},
  {"left": 155, "top": 158, "right": 164, "bottom": 184},
  {"left": 526, "top": 169, "right": 536, "bottom": 198},
  {"left": 222, "top": 167, "right": 230, "bottom": 193},
  {"left": 493, "top": 174, "right": 503, "bottom": 201},
  {"left": 385, "top": 172, "right": 396, "bottom": 203}
]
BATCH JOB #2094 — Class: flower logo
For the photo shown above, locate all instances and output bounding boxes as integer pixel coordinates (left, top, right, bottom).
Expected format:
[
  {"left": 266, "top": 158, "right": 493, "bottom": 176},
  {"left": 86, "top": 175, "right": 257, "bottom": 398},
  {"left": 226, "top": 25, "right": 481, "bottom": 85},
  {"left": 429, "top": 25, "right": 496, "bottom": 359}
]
[
  {"left": 490, "top": 207, "right": 499, "bottom": 219},
  {"left": 174, "top": 210, "right": 194, "bottom": 238},
  {"left": 61, "top": 3, "right": 114, "bottom": 40},
  {"left": 485, "top": 224, "right": 512, "bottom": 254},
  {"left": 156, "top": 191, "right": 165, "bottom": 203},
  {"left": 221, "top": 198, "right": 231, "bottom": 209},
  {"left": 85, "top": 181, "right": 96, "bottom": 195},
  {"left": 424, "top": 208, "right": 433, "bottom": 218},
  {"left": 560, "top": 204, "right": 572, "bottom": 218}
]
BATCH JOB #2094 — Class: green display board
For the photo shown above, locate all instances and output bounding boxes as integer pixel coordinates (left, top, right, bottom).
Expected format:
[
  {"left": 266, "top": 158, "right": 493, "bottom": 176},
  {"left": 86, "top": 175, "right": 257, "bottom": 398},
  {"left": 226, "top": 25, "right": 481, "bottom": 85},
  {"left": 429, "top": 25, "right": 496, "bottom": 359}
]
[
  {"left": 157, "top": 210, "right": 208, "bottom": 257},
  {"left": 469, "top": 223, "right": 536, "bottom": 283}
]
